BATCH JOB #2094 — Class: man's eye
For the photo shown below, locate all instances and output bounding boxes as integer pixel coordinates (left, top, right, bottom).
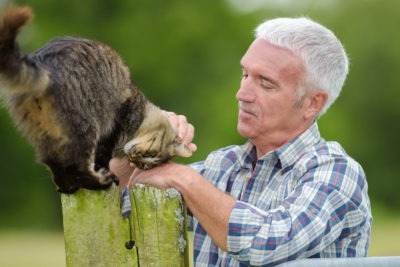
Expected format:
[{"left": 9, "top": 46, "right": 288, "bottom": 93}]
[
  {"left": 241, "top": 73, "right": 248, "bottom": 79},
  {"left": 261, "top": 79, "right": 274, "bottom": 89}
]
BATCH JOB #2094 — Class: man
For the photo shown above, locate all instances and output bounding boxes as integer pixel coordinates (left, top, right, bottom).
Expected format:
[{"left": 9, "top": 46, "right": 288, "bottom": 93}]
[{"left": 110, "top": 17, "right": 372, "bottom": 266}]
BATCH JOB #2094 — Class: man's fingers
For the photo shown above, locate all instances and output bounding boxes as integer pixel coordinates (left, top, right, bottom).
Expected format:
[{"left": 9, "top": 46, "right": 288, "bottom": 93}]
[
  {"left": 188, "top": 142, "right": 197, "bottom": 152},
  {"left": 109, "top": 157, "right": 135, "bottom": 188},
  {"left": 128, "top": 167, "right": 142, "bottom": 188},
  {"left": 163, "top": 110, "right": 196, "bottom": 152},
  {"left": 185, "top": 124, "right": 197, "bottom": 152}
]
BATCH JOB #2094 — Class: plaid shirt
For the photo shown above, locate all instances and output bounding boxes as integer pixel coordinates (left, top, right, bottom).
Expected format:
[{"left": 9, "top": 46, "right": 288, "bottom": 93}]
[{"left": 189, "top": 123, "right": 372, "bottom": 266}]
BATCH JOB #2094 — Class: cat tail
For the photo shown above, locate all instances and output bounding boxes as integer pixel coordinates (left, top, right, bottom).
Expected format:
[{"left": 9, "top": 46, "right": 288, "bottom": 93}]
[{"left": 0, "top": 5, "right": 49, "bottom": 96}]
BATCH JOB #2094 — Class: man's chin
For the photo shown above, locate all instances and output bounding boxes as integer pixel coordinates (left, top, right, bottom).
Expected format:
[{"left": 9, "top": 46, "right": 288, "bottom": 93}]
[{"left": 237, "top": 124, "right": 255, "bottom": 139}]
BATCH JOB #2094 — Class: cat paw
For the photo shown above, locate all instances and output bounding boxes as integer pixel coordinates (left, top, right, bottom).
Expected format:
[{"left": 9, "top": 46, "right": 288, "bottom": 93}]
[
  {"left": 57, "top": 184, "right": 80, "bottom": 194},
  {"left": 89, "top": 163, "right": 119, "bottom": 186}
]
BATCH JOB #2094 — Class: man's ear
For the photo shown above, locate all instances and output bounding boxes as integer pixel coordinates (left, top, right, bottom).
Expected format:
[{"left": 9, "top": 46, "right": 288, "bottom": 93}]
[
  {"left": 172, "top": 140, "right": 193, "bottom": 158},
  {"left": 303, "top": 91, "right": 328, "bottom": 120}
]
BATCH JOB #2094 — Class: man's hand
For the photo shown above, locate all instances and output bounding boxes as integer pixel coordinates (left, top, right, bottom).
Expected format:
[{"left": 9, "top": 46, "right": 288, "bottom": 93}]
[
  {"left": 109, "top": 157, "right": 133, "bottom": 188},
  {"left": 129, "top": 161, "right": 193, "bottom": 189},
  {"left": 162, "top": 111, "right": 197, "bottom": 153}
]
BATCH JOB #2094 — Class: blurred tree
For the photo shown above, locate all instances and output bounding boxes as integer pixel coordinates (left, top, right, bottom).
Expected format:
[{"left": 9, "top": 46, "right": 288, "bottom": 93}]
[
  {"left": 325, "top": 0, "right": 400, "bottom": 209},
  {"left": 0, "top": 0, "right": 399, "bottom": 230},
  {"left": 0, "top": 0, "right": 257, "bottom": 229}
]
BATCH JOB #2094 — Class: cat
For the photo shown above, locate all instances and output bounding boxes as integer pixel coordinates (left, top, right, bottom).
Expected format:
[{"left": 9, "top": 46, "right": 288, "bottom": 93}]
[{"left": 0, "top": 5, "right": 192, "bottom": 194}]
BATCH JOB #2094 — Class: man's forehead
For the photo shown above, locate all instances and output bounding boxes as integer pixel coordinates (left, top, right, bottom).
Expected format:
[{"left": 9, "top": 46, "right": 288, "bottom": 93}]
[{"left": 242, "top": 39, "right": 302, "bottom": 69}]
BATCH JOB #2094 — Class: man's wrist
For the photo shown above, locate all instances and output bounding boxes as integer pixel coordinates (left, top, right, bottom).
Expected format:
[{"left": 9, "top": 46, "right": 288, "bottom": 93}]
[{"left": 169, "top": 170, "right": 192, "bottom": 193}]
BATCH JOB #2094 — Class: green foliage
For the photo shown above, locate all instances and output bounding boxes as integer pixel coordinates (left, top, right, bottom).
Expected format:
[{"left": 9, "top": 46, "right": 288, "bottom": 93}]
[
  {"left": 0, "top": 0, "right": 399, "bottom": 230},
  {"left": 315, "top": 0, "right": 400, "bottom": 209}
]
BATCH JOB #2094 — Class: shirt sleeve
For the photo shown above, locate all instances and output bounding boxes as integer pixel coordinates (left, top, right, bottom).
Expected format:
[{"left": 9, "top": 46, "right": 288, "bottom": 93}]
[
  {"left": 189, "top": 160, "right": 206, "bottom": 175},
  {"left": 186, "top": 161, "right": 206, "bottom": 231},
  {"left": 227, "top": 155, "right": 370, "bottom": 266}
]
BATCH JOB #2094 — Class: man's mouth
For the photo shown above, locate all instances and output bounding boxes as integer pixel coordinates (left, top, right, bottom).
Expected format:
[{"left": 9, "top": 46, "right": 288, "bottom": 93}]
[{"left": 238, "top": 101, "right": 257, "bottom": 117}]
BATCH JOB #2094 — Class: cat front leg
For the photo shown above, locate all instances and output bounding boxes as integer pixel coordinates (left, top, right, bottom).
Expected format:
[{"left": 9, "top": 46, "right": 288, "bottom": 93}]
[{"left": 44, "top": 158, "right": 117, "bottom": 194}]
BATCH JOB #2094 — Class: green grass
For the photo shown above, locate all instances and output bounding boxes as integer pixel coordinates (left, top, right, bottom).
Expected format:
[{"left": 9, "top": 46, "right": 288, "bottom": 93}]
[
  {"left": 0, "top": 231, "right": 65, "bottom": 267},
  {"left": 369, "top": 213, "right": 400, "bottom": 256},
  {"left": 0, "top": 230, "right": 193, "bottom": 267},
  {"left": 0, "top": 214, "right": 398, "bottom": 267}
]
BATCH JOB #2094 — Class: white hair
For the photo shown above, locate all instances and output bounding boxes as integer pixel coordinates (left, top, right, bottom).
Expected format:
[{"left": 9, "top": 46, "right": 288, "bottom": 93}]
[{"left": 255, "top": 17, "right": 349, "bottom": 117}]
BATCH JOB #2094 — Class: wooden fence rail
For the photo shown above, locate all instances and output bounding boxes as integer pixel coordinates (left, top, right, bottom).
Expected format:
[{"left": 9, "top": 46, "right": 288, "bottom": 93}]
[{"left": 61, "top": 184, "right": 189, "bottom": 267}]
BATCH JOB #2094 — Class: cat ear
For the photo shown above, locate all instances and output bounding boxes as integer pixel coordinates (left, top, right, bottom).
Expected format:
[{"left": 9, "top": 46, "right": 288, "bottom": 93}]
[{"left": 172, "top": 140, "right": 192, "bottom": 158}]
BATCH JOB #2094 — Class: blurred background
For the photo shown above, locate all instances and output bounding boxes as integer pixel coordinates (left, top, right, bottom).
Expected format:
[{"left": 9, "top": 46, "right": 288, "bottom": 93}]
[{"left": 0, "top": 0, "right": 399, "bottom": 266}]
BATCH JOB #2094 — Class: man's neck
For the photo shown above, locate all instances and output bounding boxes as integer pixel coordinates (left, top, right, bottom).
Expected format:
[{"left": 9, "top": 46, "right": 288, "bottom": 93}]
[{"left": 253, "top": 122, "right": 314, "bottom": 158}]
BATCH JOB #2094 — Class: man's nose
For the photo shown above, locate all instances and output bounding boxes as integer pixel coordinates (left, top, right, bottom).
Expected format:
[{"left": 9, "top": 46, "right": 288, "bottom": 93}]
[{"left": 236, "top": 77, "right": 256, "bottom": 102}]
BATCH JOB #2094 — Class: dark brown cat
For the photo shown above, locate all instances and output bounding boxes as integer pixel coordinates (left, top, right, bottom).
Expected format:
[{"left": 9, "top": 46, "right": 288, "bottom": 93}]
[{"left": 0, "top": 6, "right": 191, "bottom": 194}]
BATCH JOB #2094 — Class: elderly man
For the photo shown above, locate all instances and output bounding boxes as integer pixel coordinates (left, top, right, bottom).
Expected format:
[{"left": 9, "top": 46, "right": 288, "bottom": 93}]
[{"left": 111, "top": 17, "right": 372, "bottom": 266}]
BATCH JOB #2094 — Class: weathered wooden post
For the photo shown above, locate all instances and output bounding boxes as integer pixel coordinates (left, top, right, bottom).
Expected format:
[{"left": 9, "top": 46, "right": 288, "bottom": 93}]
[{"left": 61, "top": 184, "right": 189, "bottom": 267}]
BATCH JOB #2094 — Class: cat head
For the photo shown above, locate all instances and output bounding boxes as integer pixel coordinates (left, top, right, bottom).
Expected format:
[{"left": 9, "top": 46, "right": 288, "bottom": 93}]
[{"left": 123, "top": 103, "right": 193, "bottom": 170}]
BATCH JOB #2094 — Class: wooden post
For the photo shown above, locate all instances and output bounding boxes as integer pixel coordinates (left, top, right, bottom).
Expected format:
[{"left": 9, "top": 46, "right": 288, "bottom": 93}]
[{"left": 61, "top": 184, "right": 189, "bottom": 267}]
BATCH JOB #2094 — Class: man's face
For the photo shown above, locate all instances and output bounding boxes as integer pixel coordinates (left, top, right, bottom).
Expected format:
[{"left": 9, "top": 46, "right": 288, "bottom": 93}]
[{"left": 236, "top": 38, "right": 309, "bottom": 151}]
